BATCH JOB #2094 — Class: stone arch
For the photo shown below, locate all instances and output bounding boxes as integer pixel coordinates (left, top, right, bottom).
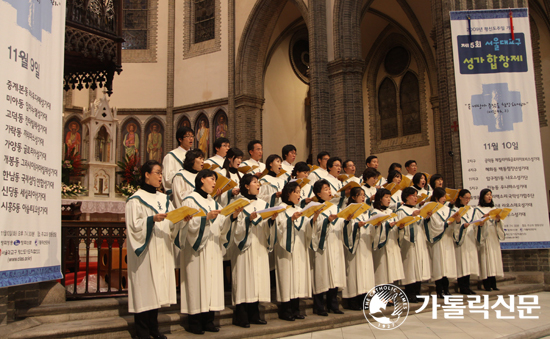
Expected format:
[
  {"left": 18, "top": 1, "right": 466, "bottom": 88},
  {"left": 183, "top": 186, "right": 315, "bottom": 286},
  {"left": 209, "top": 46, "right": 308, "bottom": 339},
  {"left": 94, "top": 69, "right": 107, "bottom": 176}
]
[
  {"left": 194, "top": 112, "right": 211, "bottom": 158},
  {"left": 234, "top": 0, "right": 308, "bottom": 151},
  {"left": 213, "top": 109, "right": 229, "bottom": 140},
  {"left": 333, "top": 0, "right": 368, "bottom": 59}
]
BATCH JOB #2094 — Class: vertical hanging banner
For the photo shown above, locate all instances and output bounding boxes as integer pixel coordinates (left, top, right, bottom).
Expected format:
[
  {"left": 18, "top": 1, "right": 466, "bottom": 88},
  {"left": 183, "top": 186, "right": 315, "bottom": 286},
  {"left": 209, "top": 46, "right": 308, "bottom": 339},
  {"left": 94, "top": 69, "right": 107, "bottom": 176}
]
[
  {"left": 0, "top": 0, "right": 65, "bottom": 286},
  {"left": 451, "top": 8, "right": 550, "bottom": 249}
]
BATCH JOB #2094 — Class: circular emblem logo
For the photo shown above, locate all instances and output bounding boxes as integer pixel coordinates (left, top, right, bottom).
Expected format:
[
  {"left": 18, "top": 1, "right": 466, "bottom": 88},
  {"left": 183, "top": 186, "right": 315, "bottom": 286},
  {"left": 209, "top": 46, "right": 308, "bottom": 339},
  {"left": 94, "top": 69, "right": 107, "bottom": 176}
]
[{"left": 363, "top": 284, "right": 409, "bottom": 330}]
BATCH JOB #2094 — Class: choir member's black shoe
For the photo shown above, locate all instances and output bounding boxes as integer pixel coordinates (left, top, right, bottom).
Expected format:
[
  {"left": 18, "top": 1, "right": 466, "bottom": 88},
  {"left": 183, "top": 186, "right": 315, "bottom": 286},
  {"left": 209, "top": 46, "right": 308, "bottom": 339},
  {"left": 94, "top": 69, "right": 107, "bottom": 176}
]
[
  {"left": 492, "top": 287, "right": 500, "bottom": 291},
  {"left": 279, "top": 314, "right": 295, "bottom": 321},
  {"left": 437, "top": 293, "right": 444, "bottom": 299},
  {"left": 459, "top": 289, "right": 470, "bottom": 295},
  {"left": 232, "top": 320, "right": 250, "bottom": 328},
  {"left": 250, "top": 319, "right": 267, "bottom": 325},
  {"left": 484, "top": 287, "right": 492, "bottom": 292},
  {"left": 203, "top": 323, "right": 220, "bottom": 332},
  {"left": 408, "top": 297, "right": 419, "bottom": 303},
  {"left": 151, "top": 334, "right": 168, "bottom": 339},
  {"left": 315, "top": 310, "right": 328, "bottom": 316},
  {"left": 468, "top": 289, "right": 477, "bottom": 295},
  {"left": 328, "top": 309, "right": 344, "bottom": 314},
  {"left": 443, "top": 290, "right": 452, "bottom": 296},
  {"left": 187, "top": 328, "right": 205, "bottom": 335},
  {"left": 294, "top": 314, "right": 305, "bottom": 320},
  {"left": 387, "top": 302, "right": 395, "bottom": 307}
]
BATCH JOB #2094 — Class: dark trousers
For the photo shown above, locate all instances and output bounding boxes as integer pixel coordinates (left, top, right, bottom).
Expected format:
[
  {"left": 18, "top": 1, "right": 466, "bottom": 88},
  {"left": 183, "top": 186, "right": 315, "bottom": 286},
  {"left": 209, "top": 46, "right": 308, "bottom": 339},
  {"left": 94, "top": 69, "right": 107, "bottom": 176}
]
[
  {"left": 435, "top": 277, "right": 450, "bottom": 295},
  {"left": 405, "top": 282, "right": 422, "bottom": 301},
  {"left": 482, "top": 276, "right": 497, "bottom": 290},
  {"left": 280, "top": 298, "right": 301, "bottom": 317},
  {"left": 458, "top": 275, "right": 470, "bottom": 292},
  {"left": 134, "top": 308, "right": 160, "bottom": 339},
  {"left": 188, "top": 311, "right": 215, "bottom": 333},
  {"left": 313, "top": 288, "right": 339, "bottom": 313},
  {"left": 345, "top": 293, "right": 367, "bottom": 310},
  {"left": 235, "top": 302, "right": 261, "bottom": 324}
]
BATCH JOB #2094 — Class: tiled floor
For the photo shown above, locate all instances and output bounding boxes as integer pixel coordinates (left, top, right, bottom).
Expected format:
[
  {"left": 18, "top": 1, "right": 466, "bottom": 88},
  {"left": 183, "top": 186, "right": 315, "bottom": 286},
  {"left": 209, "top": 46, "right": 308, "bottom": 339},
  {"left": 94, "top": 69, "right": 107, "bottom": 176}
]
[{"left": 281, "top": 292, "right": 550, "bottom": 339}]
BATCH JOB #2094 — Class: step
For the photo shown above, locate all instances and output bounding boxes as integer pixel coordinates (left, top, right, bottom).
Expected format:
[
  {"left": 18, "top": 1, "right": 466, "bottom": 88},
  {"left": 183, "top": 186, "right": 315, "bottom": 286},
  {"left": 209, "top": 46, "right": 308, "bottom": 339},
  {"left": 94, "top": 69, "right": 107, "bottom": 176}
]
[{"left": 8, "top": 283, "right": 545, "bottom": 339}]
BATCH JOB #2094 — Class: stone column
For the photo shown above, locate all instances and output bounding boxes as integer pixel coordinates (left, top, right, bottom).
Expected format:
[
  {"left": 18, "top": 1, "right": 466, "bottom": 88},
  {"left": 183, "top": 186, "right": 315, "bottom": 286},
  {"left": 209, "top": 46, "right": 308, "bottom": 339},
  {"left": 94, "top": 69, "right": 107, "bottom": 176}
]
[{"left": 308, "top": 0, "right": 332, "bottom": 157}]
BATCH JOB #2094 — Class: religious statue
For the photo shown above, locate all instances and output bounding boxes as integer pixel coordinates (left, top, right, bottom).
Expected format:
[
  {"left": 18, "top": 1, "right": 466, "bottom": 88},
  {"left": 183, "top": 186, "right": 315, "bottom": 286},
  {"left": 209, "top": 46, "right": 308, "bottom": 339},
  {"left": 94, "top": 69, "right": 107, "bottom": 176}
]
[
  {"left": 196, "top": 119, "right": 209, "bottom": 156},
  {"left": 65, "top": 121, "right": 81, "bottom": 159},
  {"left": 123, "top": 123, "right": 139, "bottom": 158},
  {"left": 215, "top": 114, "right": 228, "bottom": 139},
  {"left": 147, "top": 123, "right": 163, "bottom": 162}
]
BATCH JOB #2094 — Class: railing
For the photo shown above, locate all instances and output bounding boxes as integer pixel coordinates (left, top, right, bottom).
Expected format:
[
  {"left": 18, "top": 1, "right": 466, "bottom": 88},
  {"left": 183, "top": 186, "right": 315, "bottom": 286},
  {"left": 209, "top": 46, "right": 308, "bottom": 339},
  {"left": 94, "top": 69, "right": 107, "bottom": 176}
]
[
  {"left": 61, "top": 221, "right": 128, "bottom": 299},
  {"left": 65, "top": 0, "right": 119, "bottom": 36}
]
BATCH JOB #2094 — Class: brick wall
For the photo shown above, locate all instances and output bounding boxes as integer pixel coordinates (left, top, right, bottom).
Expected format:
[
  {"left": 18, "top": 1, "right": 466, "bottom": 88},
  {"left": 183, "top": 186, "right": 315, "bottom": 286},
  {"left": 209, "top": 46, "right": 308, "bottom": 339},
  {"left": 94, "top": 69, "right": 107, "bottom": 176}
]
[{"left": 502, "top": 249, "right": 550, "bottom": 273}]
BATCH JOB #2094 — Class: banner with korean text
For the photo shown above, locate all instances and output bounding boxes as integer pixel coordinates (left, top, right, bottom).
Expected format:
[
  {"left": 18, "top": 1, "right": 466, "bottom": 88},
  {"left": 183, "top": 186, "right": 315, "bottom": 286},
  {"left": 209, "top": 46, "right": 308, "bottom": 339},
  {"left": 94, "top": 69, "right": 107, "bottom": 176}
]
[
  {"left": 451, "top": 8, "right": 550, "bottom": 249},
  {"left": 0, "top": 0, "right": 65, "bottom": 286}
]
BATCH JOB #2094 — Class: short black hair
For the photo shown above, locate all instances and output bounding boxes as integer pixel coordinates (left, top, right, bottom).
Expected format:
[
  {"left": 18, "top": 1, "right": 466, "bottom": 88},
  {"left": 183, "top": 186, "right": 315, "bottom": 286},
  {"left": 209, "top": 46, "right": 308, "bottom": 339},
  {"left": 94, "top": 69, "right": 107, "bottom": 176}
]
[
  {"left": 373, "top": 189, "right": 391, "bottom": 210},
  {"left": 478, "top": 188, "right": 494, "bottom": 207},
  {"left": 327, "top": 157, "right": 342, "bottom": 170},
  {"left": 430, "top": 187, "right": 446, "bottom": 202},
  {"left": 388, "top": 162, "right": 402, "bottom": 174},
  {"left": 366, "top": 155, "right": 378, "bottom": 166},
  {"left": 291, "top": 161, "right": 310, "bottom": 178},
  {"left": 362, "top": 168, "right": 380, "bottom": 182},
  {"left": 347, "top": 186, "right": 364, "bottom": 205},
  {"left": 195, "top": 169, "right": 217, "bottom": 190},
  {"left": 176, "top": 126, "right": 194, "bottom": 145},
  {"left": 429, "top": 174, "right": 444, "bottom": 191},
  {"left": 213, "top": 137, "right": 230, "bottom": 152},
  {"left": 387, "top": 170, "right": 402, "bottom": 184},
  {"left": 343, "top": 159, "right": 354, "bottom": 169},
  {"left": 412, "top": 172, "right": 428, "bottom": 187},
  {"left": 265, "top": 154, "right": 282, "bottom": 171},
  {"left": 247, "top": 140, "right": 262, "bottom": 154},
  {"left": 405, "top": 160, "right": 417, "bottom": 168},
  {"left": 239, "top": 174, "right": 256, "bottom": 196},
  {"left": 316, "top": 151, "right": 330, "bottom": 164},
  {"left": 140, "top": 160, "right": 162, "bottom": 187},
  {"left": 282, "top": 144, "right": 297, "bottom": 159},
  {"left": 455, "top": 189, "right": 471, "bottom": 208},
  {"left": 313, "top": 179, "right": 330, "bottom": 198},
  {"left": 281, "top": 181, "right": 300, "bottom": 205},
  {"left": 183, "top": 149, "right": 205, "bottom": 172},
  {"left": 401, "top": 187, "right": 418, "bottom": 203}
]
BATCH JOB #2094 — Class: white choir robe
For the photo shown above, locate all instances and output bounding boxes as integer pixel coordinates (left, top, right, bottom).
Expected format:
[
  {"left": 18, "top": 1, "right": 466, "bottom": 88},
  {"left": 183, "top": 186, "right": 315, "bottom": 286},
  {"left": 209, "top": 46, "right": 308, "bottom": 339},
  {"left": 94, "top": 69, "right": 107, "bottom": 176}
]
[
  {"left": 204, "top": 154, "right": 225, "bottom": 173},
  {"left": 474, "top": 206, "right": 505, "bottom": 280},
  {"left": 343, "top": 176, "right": 362, "bottom": 185},
  {"left": 298, "top": 183, "right": 314, "bottom": 209},
  {"left": 310, "top": 204, "right": 348, "bottom": 294},
  {"left": 424, "top": 205, "right": 458, "bottom": 281},
  {"left": 307, "top": 167, "right": 328, "bottom": 185},
  {"left": 126, "top": 190, "right": 180, "bottom": 313},
  {"left": 376, "top": 176, "right": 387, "bottom": 187},
  {"left": 343, "top": 212, "right": 376, "bottom": 298},
  {"left": 179, "top": 192, "right": 232, "bottom": 314},
  {"left": 389, "top": 190, "right": 403, "bottom": 212},
  {"left": 216, "top": 169, "right": 241, "bottom": 208},
  {"left": 324, "top": 173, "right": 346, "bottom": 208},
  {"left": 372, "top": 208, "right": 404, "bottom": 284},
  {"left": 229, "top": 198, "right": 274, "bottom": 305},
  {"left": 397, "top": 206, "right": 431, "bottom": 285},
  {"left": 240, "top": 158, "right": 265, "bottom": 176},
  {"left": 361, "top": 185, "right": 377, "bottom": 207},
  {"left": 162, "top": 147, "right": 187, "bottom": 193},
  {"left": 281, "top": 161, "right": 294, "bottom": 183},
  {"left": 274, "top": 203, "right": 312, "bottom": 302},
  {"left": 451, "top": 207, "right": 479, "bottom": 278},
  {"left": 259, "top": 174, "right": 285, "bottom": 207},
  {"left": 171, "top": 169, "right": 197, "bottom": 268},
  {"left": 172, "top": 170, "right": 197, "bottom": 208},
  {"left": 405, "top": 173, "right": 414, "bottom": 180}
]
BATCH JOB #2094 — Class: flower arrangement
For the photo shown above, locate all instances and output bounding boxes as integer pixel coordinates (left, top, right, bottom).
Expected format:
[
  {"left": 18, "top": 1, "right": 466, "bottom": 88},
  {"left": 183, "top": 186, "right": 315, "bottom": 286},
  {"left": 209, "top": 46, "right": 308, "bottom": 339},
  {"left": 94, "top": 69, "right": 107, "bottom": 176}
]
[
  {"left": 62, "top": 182, "right": 88, "bottom": 198},
  {"left": 62, "top": 148, "right": 86, "bottom": 185},
  {"left": 116, "top": 154, "right": 141, "bottom": 197}
]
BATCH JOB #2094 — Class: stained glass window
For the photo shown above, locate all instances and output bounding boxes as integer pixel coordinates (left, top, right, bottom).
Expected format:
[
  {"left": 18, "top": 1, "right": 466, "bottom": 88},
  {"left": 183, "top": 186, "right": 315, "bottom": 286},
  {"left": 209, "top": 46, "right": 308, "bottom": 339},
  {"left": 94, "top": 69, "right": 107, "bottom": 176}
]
[
  {"left": 379, "top": 78, "right": 399, "bottom": 140},
  {"left": 194, "top": 0, "right": 215, "bottom": 43},
  {"left": 400, "top": 72, "right": 422, "bottom": 136},
  {"left": 122, "top": 0, "right": 148, "bottom": 50}
]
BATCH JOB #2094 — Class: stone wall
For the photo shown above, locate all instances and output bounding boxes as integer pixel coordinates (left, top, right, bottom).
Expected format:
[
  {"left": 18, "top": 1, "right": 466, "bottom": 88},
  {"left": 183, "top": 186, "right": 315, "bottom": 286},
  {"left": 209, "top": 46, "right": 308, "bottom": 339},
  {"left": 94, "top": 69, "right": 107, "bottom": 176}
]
[{"left": 503, "top": 249, "right": 550, "bottom": 273}]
